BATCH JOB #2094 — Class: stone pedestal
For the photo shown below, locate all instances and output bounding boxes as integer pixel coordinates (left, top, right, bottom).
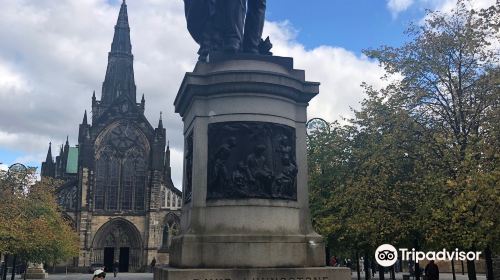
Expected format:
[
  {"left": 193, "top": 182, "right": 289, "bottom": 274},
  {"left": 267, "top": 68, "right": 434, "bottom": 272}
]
[
  {"left": 24, "top": 263, "right": 48, "bottom": 279},
  {"left": 155, "top": 266, "right": 351, "bottom": 280},
  {"left": 159, "top": 53, "right": 347, "bottom": 280}
]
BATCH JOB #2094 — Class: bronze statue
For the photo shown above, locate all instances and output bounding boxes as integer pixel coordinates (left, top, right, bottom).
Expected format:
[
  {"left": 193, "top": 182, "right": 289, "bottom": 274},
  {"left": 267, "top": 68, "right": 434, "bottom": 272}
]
[{"left": 184, "top": 0, "right": 269, "bottom": 61}]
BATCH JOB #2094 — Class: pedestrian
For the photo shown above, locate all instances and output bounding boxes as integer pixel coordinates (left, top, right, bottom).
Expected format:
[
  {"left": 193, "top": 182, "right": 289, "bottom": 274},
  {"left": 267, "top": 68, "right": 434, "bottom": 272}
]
[
  {"left": 425, "top": 260, "right": 439, "bottom": 280},
  {"left": 92, "top": 269, "right": 106, "bottom": 280},
  {"left": 113, "top": 261, "right": 119, "bottom": 278},
  {"left": 371, "top": 259, "right": 377, "bottom": 277},
  {"left": 150, "top": 258, "right": 156, "bottom": 273},
  {"left": 329, "top": 256, "right": 337, "bottom": 267}
]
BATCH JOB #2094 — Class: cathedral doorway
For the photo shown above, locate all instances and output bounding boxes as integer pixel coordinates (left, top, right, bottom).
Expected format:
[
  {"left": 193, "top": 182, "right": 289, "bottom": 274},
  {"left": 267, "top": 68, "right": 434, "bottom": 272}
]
[
  {"left": 92, "top": 218, "right": 142, "bottom": 272},
  {"left": 119, "top": 247, "right": 130, "bottom": 272},
  {"left": 103, "top": 247, "right": 114, "bottom": 272}
]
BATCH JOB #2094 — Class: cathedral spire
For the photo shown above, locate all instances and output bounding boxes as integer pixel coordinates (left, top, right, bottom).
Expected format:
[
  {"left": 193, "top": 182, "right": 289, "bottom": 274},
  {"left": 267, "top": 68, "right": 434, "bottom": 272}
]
[
  {"left": 112, "top": 0, "right": 131, "bottom": 53},
  {"left": 101, "top": 0, "right": 136, "bottom": 105}
]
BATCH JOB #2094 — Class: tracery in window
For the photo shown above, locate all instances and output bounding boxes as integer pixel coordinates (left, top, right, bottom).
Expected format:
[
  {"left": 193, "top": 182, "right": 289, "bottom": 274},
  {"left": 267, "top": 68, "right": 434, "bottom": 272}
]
[{"left": 94, "top": 122, "right": 149, "bottom": 212}]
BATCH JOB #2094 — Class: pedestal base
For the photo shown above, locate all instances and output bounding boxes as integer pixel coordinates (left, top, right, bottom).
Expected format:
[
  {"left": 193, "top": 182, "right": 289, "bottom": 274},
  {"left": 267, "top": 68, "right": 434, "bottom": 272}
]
[
  {"left": 154, "top": 266, "right": 350, "bottom": 280},
  {"left": 23, "top": 267, "right": 48, "bottom": 279}
]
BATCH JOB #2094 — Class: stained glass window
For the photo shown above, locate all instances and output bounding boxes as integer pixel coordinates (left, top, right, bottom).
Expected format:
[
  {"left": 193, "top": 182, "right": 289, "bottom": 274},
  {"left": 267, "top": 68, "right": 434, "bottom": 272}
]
[{"left": 94, "top": 123, "right": 149, "bottom": 212}]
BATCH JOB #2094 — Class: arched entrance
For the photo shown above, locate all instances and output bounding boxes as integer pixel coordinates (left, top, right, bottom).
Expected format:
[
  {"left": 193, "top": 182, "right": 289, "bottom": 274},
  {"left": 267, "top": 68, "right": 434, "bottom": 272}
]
[{"left": 92, "top": 218, "right": 142, "bottom": 272}]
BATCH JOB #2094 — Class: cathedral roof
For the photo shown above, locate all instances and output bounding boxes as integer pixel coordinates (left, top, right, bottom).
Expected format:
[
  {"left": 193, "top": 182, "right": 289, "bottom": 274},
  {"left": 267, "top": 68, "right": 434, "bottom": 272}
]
[{"left": 65, "top": 147, "right": 78, "bottom": 174}]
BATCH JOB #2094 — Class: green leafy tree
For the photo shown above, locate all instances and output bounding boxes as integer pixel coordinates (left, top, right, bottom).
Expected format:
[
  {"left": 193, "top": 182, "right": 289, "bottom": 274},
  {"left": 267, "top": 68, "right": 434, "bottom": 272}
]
[
  {"left": 309, "top": 1, "right": 499, "bottom": 280},
  {"left": 0, "top": 169, "right": 79, "bottom": 275},
  {"left": 364, "top": 1, "right": 499, "bottom": 279}
]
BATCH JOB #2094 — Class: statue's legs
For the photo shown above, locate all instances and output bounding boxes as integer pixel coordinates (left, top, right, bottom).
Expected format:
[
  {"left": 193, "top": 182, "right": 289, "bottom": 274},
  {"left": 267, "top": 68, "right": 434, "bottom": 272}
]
[
  {"left": 219, "top": 0, "right": 246, "bottom": 52},
  {"left": 243, "top": 0, "right": 266, "bottom": 54}
]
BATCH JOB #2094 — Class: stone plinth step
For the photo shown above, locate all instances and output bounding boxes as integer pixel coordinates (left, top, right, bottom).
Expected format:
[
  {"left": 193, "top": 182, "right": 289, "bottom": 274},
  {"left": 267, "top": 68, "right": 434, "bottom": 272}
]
[
  {"left": 154, "top": 266, "right": 350, "bottom": 280},
  {"left": 23, "top": 268, "right": 48, "bottom": 279}
]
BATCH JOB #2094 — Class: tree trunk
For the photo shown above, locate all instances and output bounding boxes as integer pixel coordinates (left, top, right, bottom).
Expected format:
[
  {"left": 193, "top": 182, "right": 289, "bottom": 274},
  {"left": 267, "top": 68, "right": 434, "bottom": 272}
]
[
  {"left": 356, "top": 251, "right": 361, "bottom": 280},
  {"left": 23, "top": 261, "right": 27, "bottom": 280},
  {"left": 9, "top": 255, "right": 16, "bottom": 280},
  {"left": 485, "top": 246, "right": 494, "bottom": 280},
  {"left": 451, "top": 259, "right": 456, "bottom": 280},
  {"left": 391, "top": 264, "right": 396, "bottom": 280},
  {"left": 467, "top": 260, "right": 477, "bottom": 280},
  {"left": 1, "top": 254, "right": 9, "bottom": 280},
  {"left": 462, "top": 261, "right": 465, "bottom": 275},
  {"left": 413, "top": 239, "right": 421, "bottom": 280},
  {"left": 364, "top": 252, "right": 370, "bottom": 280},
  {"left": 379, "top": 264, "right": 385, "bottom": 280}
]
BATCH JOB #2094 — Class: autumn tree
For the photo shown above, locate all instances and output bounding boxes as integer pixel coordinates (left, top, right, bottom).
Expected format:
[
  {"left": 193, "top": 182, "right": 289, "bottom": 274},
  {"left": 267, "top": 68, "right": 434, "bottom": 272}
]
[
  {"left": 0, "top": 168, "right": 78, "bottom": 279},
  {"left": 364, "top": 1, "right": 499, "bottom": 279},
  {"left": 309, "top": 1, "right": 499, "bottom": 280}
]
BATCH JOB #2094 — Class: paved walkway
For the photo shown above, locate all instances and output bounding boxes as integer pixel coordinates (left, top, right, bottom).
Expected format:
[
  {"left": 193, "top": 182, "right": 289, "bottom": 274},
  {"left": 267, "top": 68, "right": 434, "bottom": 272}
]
[
  {"left": 351, "top": 272, "right": 486, "bottom": 280},
  {"left": 8, "top": 271, "right": 485, "bottom": 280},
  {"left": 34, "top": 273, "right": 153, "bottom": 280}
]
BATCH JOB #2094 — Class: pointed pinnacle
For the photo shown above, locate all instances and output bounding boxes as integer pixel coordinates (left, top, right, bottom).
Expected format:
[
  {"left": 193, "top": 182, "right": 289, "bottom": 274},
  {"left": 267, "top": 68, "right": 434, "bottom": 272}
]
[
  {"left": 158, "top": 112, "right": 163, "bottom": 129},
  {"left": 46, "top": 142, "right": 53, "bottom": 162},
  {"left": 83, "top": 110, "right": 88, "bottom": 125}
]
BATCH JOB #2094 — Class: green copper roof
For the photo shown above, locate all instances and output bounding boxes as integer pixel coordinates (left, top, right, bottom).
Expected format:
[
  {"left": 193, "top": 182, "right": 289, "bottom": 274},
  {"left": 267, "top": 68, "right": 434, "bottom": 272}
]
[{"left": 65, "top": 147, "right": 78, "bottom": 174}]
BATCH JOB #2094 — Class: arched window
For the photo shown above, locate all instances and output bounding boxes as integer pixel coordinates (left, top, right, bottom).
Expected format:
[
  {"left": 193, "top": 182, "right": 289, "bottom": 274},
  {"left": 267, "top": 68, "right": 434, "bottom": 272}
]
[
  {"left": 166, "top": 192, "right": 171, "bottom": 208},
  {"left": 162, "top": 226, "right": 169, "bottom": 249},
  {"left": 94, "top": 123, "right": 149, "bottom": 212}
]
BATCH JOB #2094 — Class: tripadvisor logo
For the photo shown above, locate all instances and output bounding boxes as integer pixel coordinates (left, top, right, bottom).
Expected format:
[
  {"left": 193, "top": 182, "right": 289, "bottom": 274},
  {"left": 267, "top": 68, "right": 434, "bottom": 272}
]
[
  {"left": 375, "top": 244, "right": 398, "bottom": 267},
  {"left": 375, "top": 244, "right": 482, "bottom": 267}
]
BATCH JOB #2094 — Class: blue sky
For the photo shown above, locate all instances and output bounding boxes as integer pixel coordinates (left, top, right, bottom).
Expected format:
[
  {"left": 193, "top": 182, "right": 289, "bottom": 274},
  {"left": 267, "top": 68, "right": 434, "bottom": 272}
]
[
  {"left": 0, "top": 0, "right": 495, "bottom": 185},
  {"left": 266, "top": 0, "right": 424, "bottom": 54}
]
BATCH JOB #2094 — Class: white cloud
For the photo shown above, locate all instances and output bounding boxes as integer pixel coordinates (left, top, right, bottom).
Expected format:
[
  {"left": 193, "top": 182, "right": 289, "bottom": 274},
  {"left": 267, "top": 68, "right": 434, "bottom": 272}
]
[
  {"left": 391, "top": 0, "right": 497, "bottom": 17},
  {"left": 0, "top": 0, "right": 385, "bottom": 188},
  {"left": 432, "top": 0, "right": 496, "bottom": 13},
  {"left": 387, "top": 0, "right": 415, "bottom": 17},
  {"left": 264, "top": 22, "right": 386, "bottom": 122}
]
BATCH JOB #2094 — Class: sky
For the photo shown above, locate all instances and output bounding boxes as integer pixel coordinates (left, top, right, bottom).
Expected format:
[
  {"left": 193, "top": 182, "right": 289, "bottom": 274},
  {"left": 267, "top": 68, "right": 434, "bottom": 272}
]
[{"left": 0, "top": 0, "right": 495, "bottom": 188}]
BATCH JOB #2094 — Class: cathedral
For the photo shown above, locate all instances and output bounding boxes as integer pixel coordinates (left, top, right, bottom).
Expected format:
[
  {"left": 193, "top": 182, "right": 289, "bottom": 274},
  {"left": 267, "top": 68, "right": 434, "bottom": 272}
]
[{"left": 40, "top": 1, "right": 181, "bottom": 272}]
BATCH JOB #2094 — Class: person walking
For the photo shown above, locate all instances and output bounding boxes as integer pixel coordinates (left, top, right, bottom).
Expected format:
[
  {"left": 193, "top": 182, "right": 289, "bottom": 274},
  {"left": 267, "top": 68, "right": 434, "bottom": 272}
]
[
  {"left": 150, "top": 258, "right": 156, "bottom": 273},
  {"left": 113, "top": 261, "right": 119, "bottom": 278},
  {"left": 425, "top": 260, "right": 439, "bottom": 280}
]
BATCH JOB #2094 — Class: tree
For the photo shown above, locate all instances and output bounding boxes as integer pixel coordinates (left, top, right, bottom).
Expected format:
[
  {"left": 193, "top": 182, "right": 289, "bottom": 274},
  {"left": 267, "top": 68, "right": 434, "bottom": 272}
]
[
  {"left": 364, "top": 1, "right": 499, "bottom": 279},
  {"left": 0, "top": 169, "right": 79, "bottom": 278},
  {"left": 308, "top": 2, "right": 499, "bottom": 280}
]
